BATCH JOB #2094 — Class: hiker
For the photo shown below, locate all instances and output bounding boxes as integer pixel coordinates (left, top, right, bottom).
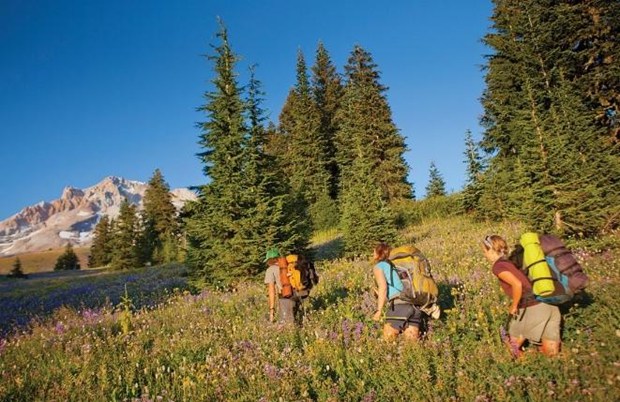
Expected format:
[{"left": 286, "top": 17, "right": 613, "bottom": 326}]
[
  {"left": 481, "top": 235, "right": 561, "bottom": 357},
  {"left": 264, "top": 248, "right": 298, "bottom": 324},
  {"left": 372, "top": 242, "right": 426, "bottom": 342}
]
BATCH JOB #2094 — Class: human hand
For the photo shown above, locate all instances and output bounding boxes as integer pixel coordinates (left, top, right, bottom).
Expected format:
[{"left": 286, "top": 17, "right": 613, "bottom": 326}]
[
  {"left": 269, "top": 309, "right": 275, "bottom": 323},
  {"left": 509, "top": 306, "right": 518, "bottom": 317},
  {"left": 372, "top": 311, "right": 382, "bottom": 322}
]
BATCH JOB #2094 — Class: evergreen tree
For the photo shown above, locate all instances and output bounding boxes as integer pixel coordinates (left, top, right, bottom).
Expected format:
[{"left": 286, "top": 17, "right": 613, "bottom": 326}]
[
  {"left": 54, "top": 243, "right": 81, "bottom": 271},
  {"left": 311, "top": 42, "right": 343, "bottom": 199},
  {"left": 278, "top": 49, "right": 336, "bottom": 230},
  {"left": 336, "top": 45, "right": 412, "bottom": 203},
  {"left": 88, "top": 215, "right": 112, "bottom": 268},
  {"left": 110, "top": 200, "right": 140, "bottom": 270},
  {"left": 9, "top": 257, "right": 26, "bottom": 278},
  {"left": 185, "top": 23, "right": 311, "bottom": 286},
  {"left": 461, "top": 130, "right": 485, "bottom": 213},
  {"left": 425, "top": 162, "right": 447, "bottom": 198},
  {"left": 142, "top": 169, "right": 180, "bottom": 264},
  {"left": 340, "top": 155, "right": 397, "bottom": 257},
  {"left": 480, "top": 0, "right": 620, "bottom": 234}
]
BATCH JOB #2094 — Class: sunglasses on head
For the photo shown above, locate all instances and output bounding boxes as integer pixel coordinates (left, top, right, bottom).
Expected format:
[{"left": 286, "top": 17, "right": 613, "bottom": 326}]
[{"left": 483, "top": 235, "right": 493, "bottom": 249}]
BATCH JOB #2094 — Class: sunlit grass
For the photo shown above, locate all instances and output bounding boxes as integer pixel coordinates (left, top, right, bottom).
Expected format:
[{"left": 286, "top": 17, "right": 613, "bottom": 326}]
[{"left": 1, "top": 216, "right": 618, "bottom": 401}]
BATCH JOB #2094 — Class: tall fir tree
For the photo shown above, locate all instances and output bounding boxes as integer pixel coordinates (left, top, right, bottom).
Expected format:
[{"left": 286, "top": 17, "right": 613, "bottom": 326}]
[
  {"left": 336, "top": 45, "right": 412, "bottom": 203},
  {"left": 340, "top": 155, "right": 397, "bottom": 257},
  {"left": 111, "top": 200, "right": 140, "bottom": 270},
  {"left": 480, "top": 0, "right": 620, "bottom": 234},
  {"left": 425, "top": 162, "right": 447, "bottom": 198},
  {"left": 88, "top": 215, "right": 113, "bottom": 267},
  {"left": 186, "top": 21, "right": 248, "bottom": 286},
  {"left": 278, "top": 49, "right": 336, "bottom": 230},
  {"left": 311, "top": 42, "right": 343, "bottom": 200},
  {"left": 461, "top": 130, "right": 485, "bottom": 213},
  {"left": 142, "top": 169, "right": 180, "bottom": 264},
  {"left": 185, "top": 23, "right": 311, "bottom": 286},
  {"left": 54, "top": 243, "right": 81, "bottom": 271}
]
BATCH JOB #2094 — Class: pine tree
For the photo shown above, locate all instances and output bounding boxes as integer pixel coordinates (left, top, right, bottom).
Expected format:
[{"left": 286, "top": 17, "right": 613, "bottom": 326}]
[
  {"left": 336, "top": 45, "right": 412, "bottom": 203},
  {"left": 88, "top": 215, "right": 112, "bottom": 267},
  {"left": 480, "top": 0, "right": 620, "bottom": 234},
  {"left": 54, "top": 243, "right": 81, "bottom": 271},
  {"left": 9, "top": 257, "right": 26, "bottom": 278},
  {"left": 110, "top": 200, "right": 140, "bottom": 270},
  {"left": 462, "top": 130, "right": 485, "bottom": 213},
  {"left": 142, "top": 169, "right": 180, "bottom": 264},
  {"left": 185, "top": 23, "right": 311, "bottom": 286},
  {"left": 278, "top": 49, "right": 336, "bottom": 231},
  {"left": 311, "top": 42, "right": 343, "bottom": 199},
  {"left": 340, "top": 156, "right": 397, "bottom": 257},
  {"left": 425, "top": 162, "right": 447, "bottom": 198}
]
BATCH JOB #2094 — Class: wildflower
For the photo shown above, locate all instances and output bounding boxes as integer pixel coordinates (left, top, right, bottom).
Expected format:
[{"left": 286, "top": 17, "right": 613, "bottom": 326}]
[
  {"left": 264, "top": 363, "right": 278, "bottom": 380},
  {"left": 353, "top": 321, "right": 364, "bottom": 340},
  {"left": 55, "top": 322, "right": 66, "bottom": 335},
  {"left": 362, "top": 390, "right": 377, "bottom": 402}
]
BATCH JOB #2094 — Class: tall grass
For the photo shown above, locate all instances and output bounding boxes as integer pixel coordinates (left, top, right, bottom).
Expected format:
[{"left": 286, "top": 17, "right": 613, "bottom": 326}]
[{"left": 0, "top": 216, "right": 618, "bottom": 401}]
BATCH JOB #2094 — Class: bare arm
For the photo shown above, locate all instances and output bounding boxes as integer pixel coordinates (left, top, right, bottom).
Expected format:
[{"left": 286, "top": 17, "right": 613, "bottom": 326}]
[
  {"left": 497, "top": 270, "right": 523, "bottom": 315},
  {"left": 373, "top": 266, "right": 388, "bottom": 320}
]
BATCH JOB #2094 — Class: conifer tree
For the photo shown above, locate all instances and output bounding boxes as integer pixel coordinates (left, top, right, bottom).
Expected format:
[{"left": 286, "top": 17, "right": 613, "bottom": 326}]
[
  {"left": 185, "top": 23, "right": 310, "bottom": 286},
  {"left": 462, "top": 130, "right": 485, "bottom": 213},
  {"left": 481, "top": 0, "right": 620, "bottom": 234},
  {"left": 425, "top": 162, "right": 447, "bottom": 198},
  {"left": 340, "top": 155, "right": 397, "bottom": 256},
  {"left": 54, "top": 243, "right": 81, "bottom": 271},
  {"left": 88, "top": 215, "right": 112, "bottom": 267},
  {"left": 9, "top": 257, "right": 26, "bottom": 278},
  {"left": 110, "top": 200, "right": 140, "bottom": 270},
  {"left": 336, "top": 45, "right": 412, "bottom": 203},
  {"left": 311, "top": 42, "right": 343, "bottom": 199},
  {"left": 142, "top": 169, "right": 180, "bottom": 264},
  {"left": 278, "top": 49, "right": 336, "bottom": 230}
]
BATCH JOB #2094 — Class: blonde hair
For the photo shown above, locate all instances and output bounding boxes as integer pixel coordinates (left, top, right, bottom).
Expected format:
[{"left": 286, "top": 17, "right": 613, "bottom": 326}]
[{"left": 483, "top": 235, "right": 509, "bottom": 257}]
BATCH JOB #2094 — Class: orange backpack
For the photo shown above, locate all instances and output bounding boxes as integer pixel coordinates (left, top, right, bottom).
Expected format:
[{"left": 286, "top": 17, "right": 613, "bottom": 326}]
[{"left": 278, "top": 257, "right": 293, "bottom": 298}]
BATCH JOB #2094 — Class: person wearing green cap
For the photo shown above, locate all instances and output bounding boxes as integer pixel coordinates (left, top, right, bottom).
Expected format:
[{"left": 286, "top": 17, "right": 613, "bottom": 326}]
[{"left": 263, "top": 248, "right": 296, "bottom": 324}]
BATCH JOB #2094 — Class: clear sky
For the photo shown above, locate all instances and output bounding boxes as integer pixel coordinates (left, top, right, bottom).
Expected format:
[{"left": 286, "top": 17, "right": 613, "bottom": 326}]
[{"left": 0, "top": 0, "right": 493, "bottom": 220}]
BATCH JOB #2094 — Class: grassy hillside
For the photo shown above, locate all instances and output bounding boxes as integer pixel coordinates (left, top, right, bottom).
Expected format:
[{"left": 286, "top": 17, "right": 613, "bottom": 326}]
[
  {"left": 0, "top": 216, "right": 618, "bottom": 401},
  {"left": 0, "top": 246, "right": 90, "bottom": 274}
]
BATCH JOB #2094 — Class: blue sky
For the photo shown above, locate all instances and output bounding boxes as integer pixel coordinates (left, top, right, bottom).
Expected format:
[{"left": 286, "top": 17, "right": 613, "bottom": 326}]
[{"left": 0, "top": 0, "right": 493, "bottom": 219}]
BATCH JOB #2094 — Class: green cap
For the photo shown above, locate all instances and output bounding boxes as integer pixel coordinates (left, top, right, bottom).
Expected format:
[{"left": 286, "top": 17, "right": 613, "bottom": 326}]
[{"left": 264, "top": 247, "right": 280, "bottom": 262}]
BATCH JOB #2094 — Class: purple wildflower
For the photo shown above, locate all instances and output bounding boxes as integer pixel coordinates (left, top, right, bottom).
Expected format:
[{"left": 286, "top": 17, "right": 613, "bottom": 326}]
[
  {"left": 55, "top": 322, "right": 66, "bottom": 335},
  {"left": 362, "top": 390, "right": 377, "bottom": 402},
  {"left": 353, "top": 321, "right": 364, "bottom": 340},
  {"left": 263, "top": 363, "right": 278, "bottom": 380},
  {"left": 342, "top": 319, "right": 351, "bottom": 345}
]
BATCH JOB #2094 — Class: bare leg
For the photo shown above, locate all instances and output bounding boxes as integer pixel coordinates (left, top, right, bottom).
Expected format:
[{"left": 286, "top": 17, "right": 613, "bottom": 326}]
[
  {"left": 402, "top": 326, "right": 420, "bottom": 342},
  {"left": 382, "top": 324, "right": 400, "bottom": 341},
  {"left": 540, "top": 339, "right": 560, "bottom": 356}
]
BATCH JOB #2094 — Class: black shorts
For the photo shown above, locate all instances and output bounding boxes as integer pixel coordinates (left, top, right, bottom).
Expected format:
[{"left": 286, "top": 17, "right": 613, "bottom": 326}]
[{"left": 386, "top": 302, "right": 424, "bottom": 330}]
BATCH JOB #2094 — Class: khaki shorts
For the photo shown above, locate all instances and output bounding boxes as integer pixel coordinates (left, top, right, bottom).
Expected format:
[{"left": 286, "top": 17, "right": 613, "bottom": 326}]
[{"left": 509, "top": 302, "right": 561, "bottom": 343}]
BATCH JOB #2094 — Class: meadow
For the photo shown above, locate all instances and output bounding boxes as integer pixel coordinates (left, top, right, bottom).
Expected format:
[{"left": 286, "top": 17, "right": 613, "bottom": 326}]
[
  {"left": 0, "top": 216, "right": 619, "bottom": 401},
  {"left": 0, "top": 247, "right": 90, "bottom": 275}
]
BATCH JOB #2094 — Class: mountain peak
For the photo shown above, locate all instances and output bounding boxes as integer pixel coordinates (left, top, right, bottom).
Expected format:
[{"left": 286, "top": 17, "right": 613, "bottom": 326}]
[{"left": 0, "top": 176, "right": 197, "bottom": 256}]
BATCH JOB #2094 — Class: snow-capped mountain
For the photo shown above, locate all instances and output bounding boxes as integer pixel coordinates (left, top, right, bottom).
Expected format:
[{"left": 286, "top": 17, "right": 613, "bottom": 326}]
[{"left": 0, "top": 176, "right": 197, "bottom": 256}]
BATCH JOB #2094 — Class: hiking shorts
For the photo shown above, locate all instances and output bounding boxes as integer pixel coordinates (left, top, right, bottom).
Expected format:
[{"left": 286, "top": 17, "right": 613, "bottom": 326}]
[
  {"left": 509, "top": 302, "right": 561, "bottom": 343},
  {"left": 386, "top": 302, "right": 423, "bottom": 331}
]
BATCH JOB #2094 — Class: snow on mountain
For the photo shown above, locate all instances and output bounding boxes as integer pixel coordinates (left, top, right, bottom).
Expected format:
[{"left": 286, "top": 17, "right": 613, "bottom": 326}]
[{"left": 0, "top": 176, "right": 197, "bottom": 257}]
